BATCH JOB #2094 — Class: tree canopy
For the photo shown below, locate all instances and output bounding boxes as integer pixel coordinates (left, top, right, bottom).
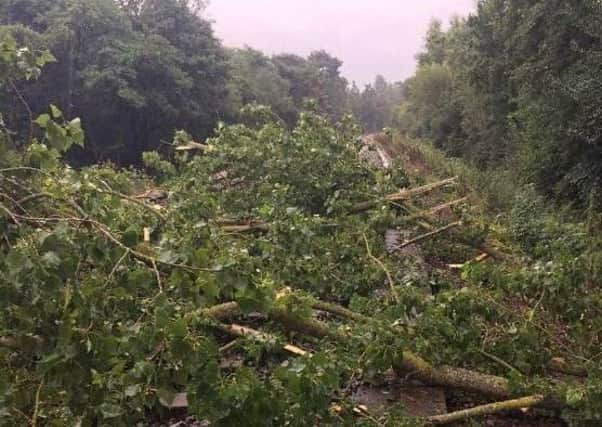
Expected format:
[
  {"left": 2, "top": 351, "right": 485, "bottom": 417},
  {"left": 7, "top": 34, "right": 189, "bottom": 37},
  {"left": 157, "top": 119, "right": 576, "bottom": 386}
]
[{"left": 399, "top": 1, "right": 602, "bottom": 206}]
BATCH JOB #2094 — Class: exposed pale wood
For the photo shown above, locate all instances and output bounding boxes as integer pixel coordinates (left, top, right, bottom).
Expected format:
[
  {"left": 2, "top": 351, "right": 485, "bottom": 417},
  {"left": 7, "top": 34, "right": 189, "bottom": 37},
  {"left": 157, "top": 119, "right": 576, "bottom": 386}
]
[
  {"left": 426, "top": 395, "right": 545, "bottom": 425},
  {"left": 198, "top": 301, "right": 513, "bottom": 400},
  {"left": 475, "top": 253, "right": 489, "bottom": 262},
  {"left": 449, "top": 253, "right": 489, "bottom": 270},
  {"left": 143, "top": 227, "right": 151, "bottom": 242},
  {"left": 197, "top": 302, "right": 568, "bottom": 410},
  {"left": 174, "top": 141, "right": 206, "bottom": 151},
  {"left": 219, "top": 324, "right": 309, "bottom": 357},
  {"left": 218, "top": 339, "right": 239, "bottom": 353}
]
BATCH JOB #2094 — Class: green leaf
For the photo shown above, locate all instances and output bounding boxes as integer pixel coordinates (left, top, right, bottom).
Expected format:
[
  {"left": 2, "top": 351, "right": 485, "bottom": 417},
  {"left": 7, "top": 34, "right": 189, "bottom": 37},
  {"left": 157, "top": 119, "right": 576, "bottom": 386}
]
[
  {"left": 49, "top": 104, "right": 63, "bottom": 120},
  {"left": 34, "top": 114, "right": 50, "bottom": 129},
  {"left": 67, "top": 118, "right": 85, "bottom": 147},
  {"left": 46, "top": 120, "right": 68, "bottom": 151},
  {"left": 36, "top": 51, "right": 55, "bottom": 67},
  {"left": 167, "top": 318, "right": 188, "bottom": 339},
  {"left": 193, "top": 248, "right": 209, "bottom": 267},
  {"left": 5, "top": 251, "right": 27, "bottom": 275},
  {"left": 121, "top": 227, "right": 139, "bottom": 248},
  {"left": 127, "top": 268, "right": 153, "bottom": 289},
  {"left": 197, "top": 275, "right": 220, "bottom": 303}
]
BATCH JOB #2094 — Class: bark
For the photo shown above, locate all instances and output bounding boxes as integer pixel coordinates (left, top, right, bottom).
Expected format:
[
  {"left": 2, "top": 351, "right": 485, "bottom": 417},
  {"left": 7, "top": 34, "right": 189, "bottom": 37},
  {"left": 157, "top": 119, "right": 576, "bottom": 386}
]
[
  {"left": 269, "top": 307, "right": 345, "bottom": 341},
  {"left": 427, "top": 395, "right": 545, "bottom": 425},
  {"left": 199, "top": 300, "right": 364, "bottom": 333},
  {"left": 395, "top": 352, "right": 511, "bottom": 399},
  {"left": 548, "top": 357, "right": 588, "bottom": 377},
  {"left": 0, "top": 335, "right": 45, "bottom": 350},
  {"left": 197, "top": 301, "right": 566, "bottom": 409},
  {"left": 202, "top": 302, "right": 242, "bottom": 320},
  {"left": 262, "top": 307, "right": 562, "bottom": 407},
  {"left": 311, "top": 300, "right": 370, "bottom": 323},
  {"left": 220, "top": 222, "right": 270, "bottom": 233}
]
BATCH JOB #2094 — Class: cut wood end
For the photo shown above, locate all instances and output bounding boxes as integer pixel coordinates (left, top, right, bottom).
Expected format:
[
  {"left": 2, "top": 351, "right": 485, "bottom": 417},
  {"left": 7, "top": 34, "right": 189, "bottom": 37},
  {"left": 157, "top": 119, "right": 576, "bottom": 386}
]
[
  {"left": 448, "top": 253, "right": 490, "bottom": 269},
  {"left": 283, "top": 344, "right": 310, "bottom": 357},
  {"left": 475, "top": 253, "right": 490, "bottom": 262},
  {"left": 331, "top": 404, "right": 344, "bottom": 414}
]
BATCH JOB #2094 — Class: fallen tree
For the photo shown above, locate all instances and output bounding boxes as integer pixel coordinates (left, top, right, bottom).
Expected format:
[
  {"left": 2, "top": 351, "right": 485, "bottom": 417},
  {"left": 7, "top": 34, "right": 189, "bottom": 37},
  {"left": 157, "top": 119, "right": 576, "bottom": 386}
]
[{"left": 196, "top": 299, "right": 565, "bottom": 407}]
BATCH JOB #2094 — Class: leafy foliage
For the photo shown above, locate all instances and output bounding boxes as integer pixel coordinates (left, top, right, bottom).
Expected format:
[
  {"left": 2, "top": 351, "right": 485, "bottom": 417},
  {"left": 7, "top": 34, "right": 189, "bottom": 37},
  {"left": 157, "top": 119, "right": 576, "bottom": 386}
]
[
  {"left": 0, "top": 91, "right": 416, "bottom": 424},
  {"left": 399, "top": 1, "right": 602, "bottom": 206},
  {"left": 1, "top": 7, "right": 602, "bottom": 427}
]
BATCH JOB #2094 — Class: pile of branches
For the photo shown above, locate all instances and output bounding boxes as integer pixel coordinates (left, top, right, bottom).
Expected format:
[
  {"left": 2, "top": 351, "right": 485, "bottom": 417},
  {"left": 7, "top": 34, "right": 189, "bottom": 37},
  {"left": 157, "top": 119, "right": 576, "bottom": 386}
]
[{"left": 0, "top": 109, "right": 598, "bottom": 426}]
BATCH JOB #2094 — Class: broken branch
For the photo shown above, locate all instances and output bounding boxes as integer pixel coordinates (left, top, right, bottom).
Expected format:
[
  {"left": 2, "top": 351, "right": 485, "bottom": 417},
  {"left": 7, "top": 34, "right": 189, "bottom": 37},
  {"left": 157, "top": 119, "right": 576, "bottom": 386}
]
[
  {"left": 426, "top": 394, "right": 545, "bottom": 425},
  {"left": 97, "top": 189, "right": 167, "bottom": 221},
  {"left": 218, "top": 323, "right": 310, "bottom": 357},
  {"left": 363, "top": 233, "right": 400, "bottom": 303},
  {"left": 396, "top": 221, "right": 462, "bottom": 249},
  {"left": 352, "top": 177, "right": 458, "bottom": 213},
  {"left": 311, "top": 300, "right": 370, "bottom": 323},
  {"left": 220, "top": 222, "right": 270, "bottom": 233},
  {"left": 406, "top": 197, "right": 468, "bottom": 221}
]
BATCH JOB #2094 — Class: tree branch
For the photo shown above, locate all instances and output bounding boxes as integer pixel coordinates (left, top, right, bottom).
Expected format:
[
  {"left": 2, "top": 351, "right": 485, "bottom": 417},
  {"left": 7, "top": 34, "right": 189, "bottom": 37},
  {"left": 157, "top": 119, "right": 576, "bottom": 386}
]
[
  {"left": 363, "top": 233, "right": 400, "bottom": 303},
  {"left": 426, "top": 395, "right": 545, "bottom": 425},
  {"left": 395, "top": 221, "right": 462, "bottom": 250},
  {"left": 9, "top": 80, "right": 34, "bottom": 145},
  {"left": 352, "top": 177, "right": 458, "bottom": 213}
]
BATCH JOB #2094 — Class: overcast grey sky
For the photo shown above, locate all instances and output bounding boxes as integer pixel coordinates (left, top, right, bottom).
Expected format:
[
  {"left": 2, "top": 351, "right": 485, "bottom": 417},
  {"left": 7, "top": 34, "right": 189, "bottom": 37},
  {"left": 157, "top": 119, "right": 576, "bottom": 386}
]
[{"left": 206, "top": 0, "right": 475, "bottom": 86}]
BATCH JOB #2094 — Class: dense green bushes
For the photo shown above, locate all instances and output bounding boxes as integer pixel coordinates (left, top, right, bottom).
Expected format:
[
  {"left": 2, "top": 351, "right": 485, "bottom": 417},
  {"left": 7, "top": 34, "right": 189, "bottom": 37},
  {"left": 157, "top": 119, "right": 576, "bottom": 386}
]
[{"left": 399, "top": 0, "right": 602, "bottom": 207}]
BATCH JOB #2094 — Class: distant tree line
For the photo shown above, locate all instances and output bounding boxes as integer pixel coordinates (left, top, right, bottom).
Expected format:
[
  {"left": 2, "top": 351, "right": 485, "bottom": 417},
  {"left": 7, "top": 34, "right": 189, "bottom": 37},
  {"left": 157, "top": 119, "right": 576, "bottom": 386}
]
[
  {"left": 0, "top": 0, "right": 402, "bottom": 165},
  {"left": 398, "top": 0, "right": 602, "bottom": 206}
]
